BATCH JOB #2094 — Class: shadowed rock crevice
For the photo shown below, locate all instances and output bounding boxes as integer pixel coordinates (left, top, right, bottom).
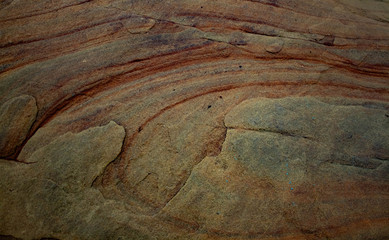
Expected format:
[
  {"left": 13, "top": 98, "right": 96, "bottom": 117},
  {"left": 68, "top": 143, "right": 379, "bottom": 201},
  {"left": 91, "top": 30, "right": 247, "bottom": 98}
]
[
  {"left": 158, "top": 122, "right": 229, "bottom": 214},
  {"left": 0, "top": 95, "right": 37, "bottom": 159},
  {"left": 325, "top": 156, "right": 383, "bottom": 170},
  {"left": 226, "top": 126, "right": 313, "bottom": 140}
]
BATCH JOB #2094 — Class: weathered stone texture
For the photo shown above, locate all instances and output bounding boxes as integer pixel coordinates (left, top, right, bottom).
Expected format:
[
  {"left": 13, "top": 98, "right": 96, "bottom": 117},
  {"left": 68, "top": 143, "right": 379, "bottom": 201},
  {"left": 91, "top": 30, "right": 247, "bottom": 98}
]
[{"left": 0, "top": 0, "right": 388, "bottom": 239}]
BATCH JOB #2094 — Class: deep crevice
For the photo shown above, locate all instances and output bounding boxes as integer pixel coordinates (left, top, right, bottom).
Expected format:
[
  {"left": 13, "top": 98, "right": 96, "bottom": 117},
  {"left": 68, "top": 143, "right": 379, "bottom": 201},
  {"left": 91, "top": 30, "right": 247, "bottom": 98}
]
[
  {"left": 157, "top": 120, "right": 228, "bottom": 214},
  {"left": 91, "top": 122, "right": 127, "bottom": 188},
  {"left": 227, "top": 126, "right": 313, "bottom": 140}
]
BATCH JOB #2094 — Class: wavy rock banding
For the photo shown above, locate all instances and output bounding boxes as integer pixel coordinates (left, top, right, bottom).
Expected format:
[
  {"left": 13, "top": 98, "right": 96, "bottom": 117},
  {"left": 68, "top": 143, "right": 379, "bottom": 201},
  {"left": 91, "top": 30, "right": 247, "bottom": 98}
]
[
  {"left": 0, "top": 95, "right": 37, "bottom": 158},
  {"left": 0, "top": 0, "right": 388, "bottom": 239}
]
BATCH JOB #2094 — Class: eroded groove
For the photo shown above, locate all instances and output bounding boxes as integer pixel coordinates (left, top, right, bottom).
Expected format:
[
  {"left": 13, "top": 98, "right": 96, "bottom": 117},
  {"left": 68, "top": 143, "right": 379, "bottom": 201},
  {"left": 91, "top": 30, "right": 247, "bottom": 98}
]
[
  {"left": 91, "top": 123, "right": 127, "bottom": 188},
  {"left": 0, "top": 0, "right": 93, "bottom": 23},
  {"left": 157, "top": 121, "right": 228, "bottom": 214},
  {"left": 326, "top": 158, "right": 383, "bottom": 170},
  {"left": 0, "top": 14, "right": 133, "bottom": 48},
  {"left": 226, "top": 126, "right": 313, "bottom": 140},
  {"left": 158, "top": 155, "right": 206, "bottom": 213},
  {"left": 0, "top": 158, "right": 36, "bottom": 165},
  {"left": 242, "top": 0, "right": 388, "bottom": 27},
  {"left": 175, "top": 11, "right": 389, "bottom": 41}
]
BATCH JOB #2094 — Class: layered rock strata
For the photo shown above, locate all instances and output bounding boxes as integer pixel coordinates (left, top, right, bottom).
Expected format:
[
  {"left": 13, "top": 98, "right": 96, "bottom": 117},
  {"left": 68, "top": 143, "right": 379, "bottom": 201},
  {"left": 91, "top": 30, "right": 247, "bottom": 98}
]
[{"left": 0, "top": 0, "right": 388, "bottom": 239}]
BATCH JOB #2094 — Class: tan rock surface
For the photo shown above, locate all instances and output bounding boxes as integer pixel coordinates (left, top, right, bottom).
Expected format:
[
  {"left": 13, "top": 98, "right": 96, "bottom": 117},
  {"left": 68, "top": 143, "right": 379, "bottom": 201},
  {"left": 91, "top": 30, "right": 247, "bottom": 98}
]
[
  {"left": 0, "top": 121, "right": 128, "bottom": 239},
  {"left": 0, "top": 0, "right": 389, "bottom": 239},
  {"left": 162, "top": 97, "right": 389, "bottom": 239},
  {"left": 0, "top": 95, "right": 37, "bottom": 158}
]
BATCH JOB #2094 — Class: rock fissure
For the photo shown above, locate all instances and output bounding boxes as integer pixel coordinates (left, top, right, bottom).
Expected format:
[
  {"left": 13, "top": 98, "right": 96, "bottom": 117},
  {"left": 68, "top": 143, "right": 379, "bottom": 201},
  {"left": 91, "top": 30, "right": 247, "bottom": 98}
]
[{"left": 226, "top": 126, "right": 313, "bottom": 140}]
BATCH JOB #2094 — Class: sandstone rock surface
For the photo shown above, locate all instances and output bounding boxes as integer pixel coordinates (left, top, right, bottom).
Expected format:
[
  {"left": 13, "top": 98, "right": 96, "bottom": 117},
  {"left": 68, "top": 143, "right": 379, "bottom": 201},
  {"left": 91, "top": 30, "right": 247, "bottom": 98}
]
[
  {"left": 162, "top": 98, "right": 389, "bottom": 239},
  {"left": 0, "top": 95, "right": 37, "bottom": 158},
  {"left": 0, "top": 121, "right": 127, "bottom": 239},
  {"left": 0, "top": 0, "right": 388, "bottom": 239}
]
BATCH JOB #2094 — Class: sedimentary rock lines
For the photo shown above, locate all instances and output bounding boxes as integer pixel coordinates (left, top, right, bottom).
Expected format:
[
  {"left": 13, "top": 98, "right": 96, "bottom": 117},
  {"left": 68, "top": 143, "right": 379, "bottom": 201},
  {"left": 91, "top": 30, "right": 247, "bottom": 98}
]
[{"left": 0, "top": 0, "right": 388, "bottom": 239}]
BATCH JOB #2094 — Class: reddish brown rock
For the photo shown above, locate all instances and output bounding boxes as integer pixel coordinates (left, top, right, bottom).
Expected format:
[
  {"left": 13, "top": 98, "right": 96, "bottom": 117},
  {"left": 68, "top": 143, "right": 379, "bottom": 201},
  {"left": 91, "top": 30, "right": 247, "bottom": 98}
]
[{"left": 0, "top": 0, "right": 388, "bottom": 239}]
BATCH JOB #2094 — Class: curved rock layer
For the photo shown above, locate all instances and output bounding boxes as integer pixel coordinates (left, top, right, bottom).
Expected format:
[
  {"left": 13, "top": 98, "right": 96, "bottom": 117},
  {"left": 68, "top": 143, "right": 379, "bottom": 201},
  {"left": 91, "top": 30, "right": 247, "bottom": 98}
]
[{"left": 0, "top": 0, "right": 388, "bottom": 239}]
